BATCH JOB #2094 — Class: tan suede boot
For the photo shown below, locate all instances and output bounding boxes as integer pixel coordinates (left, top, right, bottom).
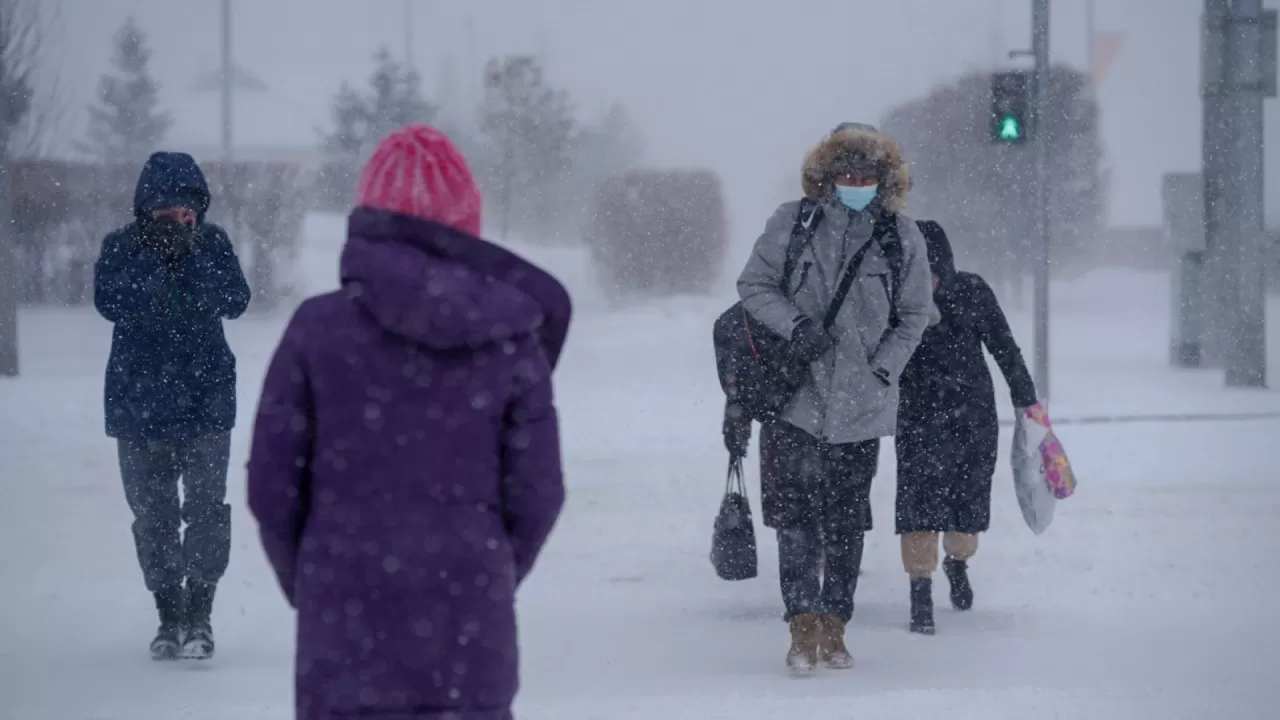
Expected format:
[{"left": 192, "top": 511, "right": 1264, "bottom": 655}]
[
  {"left": 786, "top": 613, "right": 821, "bottom": 673},
  {"left": 819, "top": 614, "right": 854, "bottom": 669}
]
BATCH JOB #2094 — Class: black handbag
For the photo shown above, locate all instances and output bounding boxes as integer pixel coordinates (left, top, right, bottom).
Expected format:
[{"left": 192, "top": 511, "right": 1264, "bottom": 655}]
[{"left": 711, "top": 458, "right": 758, "bottom": 581}]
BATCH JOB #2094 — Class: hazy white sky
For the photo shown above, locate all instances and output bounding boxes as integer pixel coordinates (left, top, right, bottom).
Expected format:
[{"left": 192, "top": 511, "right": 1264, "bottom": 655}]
[{"left": 50, "top": 0, "right": 1280, "bottom": 229}]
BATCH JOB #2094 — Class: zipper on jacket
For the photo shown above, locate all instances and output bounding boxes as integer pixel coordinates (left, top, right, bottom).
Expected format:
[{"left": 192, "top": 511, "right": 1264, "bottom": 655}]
[{"left": 817, "top": 217, "right": 857, "bottom": 442}]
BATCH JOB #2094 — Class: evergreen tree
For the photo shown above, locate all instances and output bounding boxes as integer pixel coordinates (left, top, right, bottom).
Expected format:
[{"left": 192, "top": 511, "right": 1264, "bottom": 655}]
[
  {"left": 317, "top": 48, "right": 435, "bottom": 210},
  {"left": 564, "top": 103, "right": 645, "bottom": 239},
  {"left": 79, "top": 17, "right": 171, "bottom": 164},
  {"left": 478, "top": 55, "right": 575, "bottom": 240},
  {"left": 571, "top": 103, "right": 644, "bottom": 194}
]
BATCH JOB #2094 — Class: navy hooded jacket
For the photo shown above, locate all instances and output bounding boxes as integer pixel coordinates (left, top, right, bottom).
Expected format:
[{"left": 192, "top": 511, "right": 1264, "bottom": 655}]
[{"left": 94, "top": 152, "right": 251, "bottom": 441}]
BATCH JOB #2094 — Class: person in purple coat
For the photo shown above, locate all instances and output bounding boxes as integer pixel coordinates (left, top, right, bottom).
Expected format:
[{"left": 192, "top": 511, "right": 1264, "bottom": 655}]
[{"left": 247, "top": 125, "right": 571, "bottom": 720}]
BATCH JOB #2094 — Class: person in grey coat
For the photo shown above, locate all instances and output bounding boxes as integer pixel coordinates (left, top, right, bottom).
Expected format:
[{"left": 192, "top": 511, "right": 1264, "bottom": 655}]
[{"left": 727, "top": 122, "right": 933, "bottom": 672}]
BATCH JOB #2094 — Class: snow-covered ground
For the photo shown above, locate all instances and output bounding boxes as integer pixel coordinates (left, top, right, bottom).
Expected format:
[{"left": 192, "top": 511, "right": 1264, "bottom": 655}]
[{"left": 3, "top": 213, "right": 1279, "bottom": 719}]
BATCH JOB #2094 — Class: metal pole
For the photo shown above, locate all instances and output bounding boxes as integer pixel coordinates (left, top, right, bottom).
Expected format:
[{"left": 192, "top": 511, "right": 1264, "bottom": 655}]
[
  {"left": 1222, "top": 0, "right": 1267, "bottom": 387},
  {"left": 465, "top": 16, "right": 476, "bottom": 101},
  {"left": 1086, "top": 0, "right": 1095, "bottom": 82},
  {"left": 1202, "top": 0, "right": 1230, "bottom": 368},
  {"left": 1032, "top": 0, "right": 1051, "bottom": 400},
  {"left": 0, "top": 146, "right": 17, "bottom": 377},
  {"left": 989, "top": 0, "right": 1004, "bottom": 68},
  {"left": 404, "top": 0, "right": 415, "bottom": 73},
  {"left": 221, "top": 0, "right": 233, "bottom": 162}
]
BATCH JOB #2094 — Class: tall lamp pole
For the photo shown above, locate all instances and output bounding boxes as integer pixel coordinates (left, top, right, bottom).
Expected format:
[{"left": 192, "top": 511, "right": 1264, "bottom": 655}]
[
  {"left": 1031, "top": 0, "right": 1052, "bottom": 401},
  {"left": 220, "top": 0, "right": 233, "bottom": 162},
  {"left": 404, "top": 0, "right": 416, "bottom": 74}
]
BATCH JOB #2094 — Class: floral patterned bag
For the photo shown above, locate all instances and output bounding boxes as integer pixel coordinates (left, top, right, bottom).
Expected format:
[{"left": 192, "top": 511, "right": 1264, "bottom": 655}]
[{"left": 1012, "top": 404, "right": 1077, "bottom": 534}]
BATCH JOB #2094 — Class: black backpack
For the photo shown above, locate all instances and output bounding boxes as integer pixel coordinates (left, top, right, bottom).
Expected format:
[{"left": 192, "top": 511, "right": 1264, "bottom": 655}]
[{"left": 712, "top": 199, "right": 904, "bottom": 423}]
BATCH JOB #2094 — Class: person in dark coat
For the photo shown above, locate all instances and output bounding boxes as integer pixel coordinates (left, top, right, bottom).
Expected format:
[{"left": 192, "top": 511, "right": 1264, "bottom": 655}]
[
  {"left": 94, "top": 151, "right": 251, "bottom": 660},
  {"left": 894, "top": 220, "right": 1040, "bottom": 635},
  {"left": 247, "top": 125, "right": 570, "bottom": 720}
]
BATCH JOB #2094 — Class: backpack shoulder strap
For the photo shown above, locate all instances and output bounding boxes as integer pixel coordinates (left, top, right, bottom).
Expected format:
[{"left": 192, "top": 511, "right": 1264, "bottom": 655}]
[
  {"left": 782, "top": 199, "right": 823, "bottom": 290},
  {"left": 879, "top": 214, "right": 904, "bottom": 280},
  {"left": 878, "top": 215, "right": 906, "bottom": 327}
]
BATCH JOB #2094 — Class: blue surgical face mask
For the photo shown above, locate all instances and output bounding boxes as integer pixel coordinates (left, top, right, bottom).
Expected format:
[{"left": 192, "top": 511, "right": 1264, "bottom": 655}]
[{"left": 835, "top": 184, "right": 878, "bottom": 212}]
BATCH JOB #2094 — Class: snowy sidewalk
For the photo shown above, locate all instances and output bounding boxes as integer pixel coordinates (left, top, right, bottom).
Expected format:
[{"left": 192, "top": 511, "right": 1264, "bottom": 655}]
[{"left": 2, "top": 231, "right": 1278, "bottom": 719}]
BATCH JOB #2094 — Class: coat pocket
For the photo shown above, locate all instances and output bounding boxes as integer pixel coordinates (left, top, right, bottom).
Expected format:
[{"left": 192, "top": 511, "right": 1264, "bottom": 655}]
[{"left": 850, "top": 268, "right": 893, "bottom": 354}]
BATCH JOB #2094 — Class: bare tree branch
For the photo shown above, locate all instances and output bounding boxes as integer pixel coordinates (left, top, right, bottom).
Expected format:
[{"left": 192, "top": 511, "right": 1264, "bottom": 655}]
[{"left": 2, "top": 0, "right": 65, "bottom": 158}]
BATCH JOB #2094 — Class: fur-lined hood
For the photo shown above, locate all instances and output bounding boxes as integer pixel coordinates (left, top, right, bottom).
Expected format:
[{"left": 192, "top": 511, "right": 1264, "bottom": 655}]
[{"left": 801, "top": 124, "right": 911, "bottom": 213}]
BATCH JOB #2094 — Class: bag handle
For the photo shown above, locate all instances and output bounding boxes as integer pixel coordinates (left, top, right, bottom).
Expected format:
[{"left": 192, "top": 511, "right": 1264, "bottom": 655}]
[
  {"left": 724, "top": 457, "right": 748, "bottom": 498},
  {"left": 821, "top": 215, "right": 896, "bottom": 331}
]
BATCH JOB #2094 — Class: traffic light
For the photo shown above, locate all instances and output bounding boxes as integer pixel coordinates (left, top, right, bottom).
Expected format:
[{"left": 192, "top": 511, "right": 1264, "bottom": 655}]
[{"left": 991, "top": 71, "right": 1030, "bottom": 143}]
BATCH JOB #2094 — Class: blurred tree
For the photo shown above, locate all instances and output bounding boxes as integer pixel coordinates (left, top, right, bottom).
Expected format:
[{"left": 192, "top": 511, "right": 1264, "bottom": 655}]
[
  {"left": 316, "top": 47, "right": 435, "bottom": 211},
  {"left": 573, "top": 103, "right": 645, "bottom": 182},
  {"left": 78, "top": 17, "right": 171, "bottom": 164},
  {"left": 478, "top": 55, "right": 575, "bottom": 240},
  {"left": 881, "top": 67, "right": 1103, "bottom": 302},
  {"left": 0, "top": 1, "right": 36, "bottom": 157},
  {"left": 564, "top": 102, "right": 645, "bottom": 239},
  {"left": 1, "top": 0, "right": 51, "bottom": 376}
]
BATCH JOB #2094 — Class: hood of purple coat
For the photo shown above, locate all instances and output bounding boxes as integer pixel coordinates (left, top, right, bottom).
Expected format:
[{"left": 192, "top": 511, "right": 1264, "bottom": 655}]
[{"left": 340, "top": 207, "right": 572, "bottom": 365}]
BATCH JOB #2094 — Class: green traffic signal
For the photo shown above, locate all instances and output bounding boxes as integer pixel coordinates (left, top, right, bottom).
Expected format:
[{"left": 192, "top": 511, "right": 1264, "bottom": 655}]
[
  {"left": 999, "top": 115, "right": 1022, "bottom": 141},
  {"left": 991, "top": 71, "right": 1030, "bottom": 142}
]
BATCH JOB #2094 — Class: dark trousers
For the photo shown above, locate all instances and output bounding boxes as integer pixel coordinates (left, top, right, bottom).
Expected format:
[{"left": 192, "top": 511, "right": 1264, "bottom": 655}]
[
  {"left": 761, "top": 423, "right": 879, "bottom": 623},
  {"left": 778, "top": 524, "right": 865, "bottom": 623},
  {"left": 117, "top": 433, "right": 232, "bottom": 592}
]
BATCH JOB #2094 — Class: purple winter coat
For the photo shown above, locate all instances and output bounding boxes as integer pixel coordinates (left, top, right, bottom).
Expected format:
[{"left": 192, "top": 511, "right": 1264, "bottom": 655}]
[{"left": 247, "top": 208, "right": 570, "bottom": 720}]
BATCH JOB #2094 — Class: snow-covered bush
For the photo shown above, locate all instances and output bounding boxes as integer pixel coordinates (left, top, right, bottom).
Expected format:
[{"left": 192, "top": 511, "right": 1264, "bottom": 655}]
[{"left": 587, "top": 168, "right": 726, "bottom": 301}]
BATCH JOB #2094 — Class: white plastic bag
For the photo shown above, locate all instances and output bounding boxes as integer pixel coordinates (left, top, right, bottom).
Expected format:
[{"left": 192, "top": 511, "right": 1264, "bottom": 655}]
[{"left": 1011, "top": 408, "right": 1057, "bottom": 534}]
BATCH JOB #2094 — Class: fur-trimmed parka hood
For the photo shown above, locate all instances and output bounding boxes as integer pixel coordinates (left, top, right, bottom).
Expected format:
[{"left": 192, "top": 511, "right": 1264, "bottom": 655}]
[{"left": 801, "top": 124, "right": 911, "bottom": 213}]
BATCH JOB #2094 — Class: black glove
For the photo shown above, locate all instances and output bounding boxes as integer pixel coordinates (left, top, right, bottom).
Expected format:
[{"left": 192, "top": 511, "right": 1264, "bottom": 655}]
[
  {"left": 872, "top": 367, "right": 892, "bottom": 387},
  {"left": 723, "top": 403, "right": 752, "bottom": 459},
  {"left": 789, "top": 318, "right": 835, "bottom": 362},
  {"left": 142, "top": 217, "right": 195, "bottom": 267}
]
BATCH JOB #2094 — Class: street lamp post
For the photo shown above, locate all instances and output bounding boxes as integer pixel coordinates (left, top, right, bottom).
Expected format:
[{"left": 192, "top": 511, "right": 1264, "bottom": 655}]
[
  {"left": 1031, "top": 0, "right": 1052, "bottom": 401},
  {"left": 404, "top": 0, "right": 416, "bottom": 74},
  {"left": 221, "top": 0, "right": 233, "bottom": 162}
]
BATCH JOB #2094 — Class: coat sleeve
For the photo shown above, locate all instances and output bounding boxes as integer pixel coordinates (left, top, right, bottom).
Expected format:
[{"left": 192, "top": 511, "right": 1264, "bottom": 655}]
[
  {"left": 189, "top": 225, "right": 251, "bottom": 319},
  {"left": 93, "top": 230, "right": 167, "bottom": 324},
  {"left": 973, "top": 276, "right": 1038, "bottom": 408},
  {"left": 246, "top": 310, "right": 314, "bottom": 607},
  {"left": 869, "top": 217, "right": 933, "bottom": 379},
  {"left": 500, "top": 336, "right": 566, "bottom": 586},
  {"left": 737, "top": 202, "right": 805, "bottom": 337}
]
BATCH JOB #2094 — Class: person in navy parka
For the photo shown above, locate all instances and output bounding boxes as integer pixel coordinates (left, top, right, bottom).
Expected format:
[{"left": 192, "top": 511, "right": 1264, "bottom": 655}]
[{"left": 93, "top": 152, "right": 250, "bottom": 661}]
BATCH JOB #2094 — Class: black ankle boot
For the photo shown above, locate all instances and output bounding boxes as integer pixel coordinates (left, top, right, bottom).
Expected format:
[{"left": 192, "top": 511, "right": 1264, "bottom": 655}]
[
  {"left": 150, "top": 585, "right": 184, "bottom": 660},
  {"left": 943, "top": 557, "right": 974, "bottom": 611},
  {"left": 909, "top": 578, "right": 936, "bottom": 635},
  {"left": 182, "top": 581, "right": 217, "bottom": 660}
]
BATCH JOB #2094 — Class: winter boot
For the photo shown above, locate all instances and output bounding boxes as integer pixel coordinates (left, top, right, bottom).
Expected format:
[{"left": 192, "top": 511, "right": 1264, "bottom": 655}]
[
  {"left": 818, "top": 614, "right": 854, "bottom": 669},
  {"left": 181, "top": 581, "right": 217, "bottom": 660},
  {"left": 785, "top": 613, "right": 821, "bottom": 674},
  {"left": 150, "top": 585, "right": 184, "bottom": 661},
  {"left": 909, "top": 578, "right": 936, "bottom": 635},
  {"left": 943, "top": 557, "right": 974, "bottom": 611}
]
